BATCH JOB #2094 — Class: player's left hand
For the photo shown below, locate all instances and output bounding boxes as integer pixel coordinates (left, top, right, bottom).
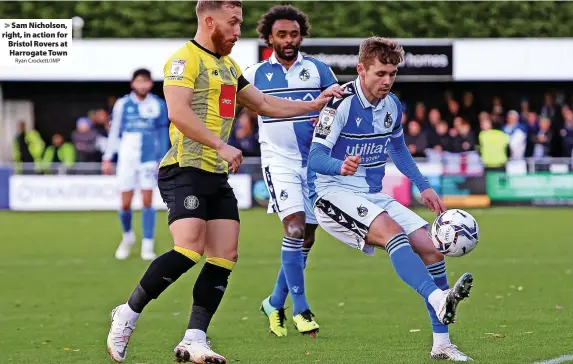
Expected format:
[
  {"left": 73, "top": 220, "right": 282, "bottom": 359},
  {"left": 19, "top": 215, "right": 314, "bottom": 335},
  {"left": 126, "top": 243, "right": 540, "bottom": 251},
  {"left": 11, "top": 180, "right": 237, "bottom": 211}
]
[
  {"left": 420, "top": 188, "right": 446, "bottom": 216},
  {"left": 311, "top": 86, "right": 344, "bottom": 110}
]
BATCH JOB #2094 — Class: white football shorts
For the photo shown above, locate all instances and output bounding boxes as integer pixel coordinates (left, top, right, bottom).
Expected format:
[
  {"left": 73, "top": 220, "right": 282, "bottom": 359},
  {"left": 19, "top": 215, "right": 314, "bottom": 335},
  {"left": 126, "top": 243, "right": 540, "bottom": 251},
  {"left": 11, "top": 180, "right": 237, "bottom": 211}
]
[
  {"left": 313, "top": 190, "right": 428, "bottom": 255},
  {"left": 116, "top": 160, "right": 158, "bottom": 192},
  {"left": 262, "top": 163, "right": 317, "bottom": 224}
]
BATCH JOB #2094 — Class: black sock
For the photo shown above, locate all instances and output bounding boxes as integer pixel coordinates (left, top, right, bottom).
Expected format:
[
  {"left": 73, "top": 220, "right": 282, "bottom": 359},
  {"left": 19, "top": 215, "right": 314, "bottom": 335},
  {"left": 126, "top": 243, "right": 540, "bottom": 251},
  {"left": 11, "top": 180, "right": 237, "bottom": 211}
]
[
  {"left": 187, "top": 262, "right": 232, "bottom": 332},
  {"left": 127, "top": 249, "right": 197, "bottom": 313}
]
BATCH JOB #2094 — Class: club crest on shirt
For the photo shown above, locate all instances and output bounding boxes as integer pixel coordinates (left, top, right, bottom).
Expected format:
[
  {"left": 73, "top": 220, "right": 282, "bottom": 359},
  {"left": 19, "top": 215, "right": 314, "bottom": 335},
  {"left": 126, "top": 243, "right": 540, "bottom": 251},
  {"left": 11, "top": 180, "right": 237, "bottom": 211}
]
[
  {"left": 299, "top": 68, "right": 310, "bottom": 81},
  {"left": 230, "top": 66, "right": 238, "bottom": 79},
  {"left": 384, "top": 112, "right": 393, "bottom": 128},
  {"left": 357, "top": 205, "right": 368, "bottom": 217},
  {"left": 315, "top": 107, "right": 336, "bottom": 139},
  {"left": 170, "top": 59, "right": 186, "bottom": 76}
]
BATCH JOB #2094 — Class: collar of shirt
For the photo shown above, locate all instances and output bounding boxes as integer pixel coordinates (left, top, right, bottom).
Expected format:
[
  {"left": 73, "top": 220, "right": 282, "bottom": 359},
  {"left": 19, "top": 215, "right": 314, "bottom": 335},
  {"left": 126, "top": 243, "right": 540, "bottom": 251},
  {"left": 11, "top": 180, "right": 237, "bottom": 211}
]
[
  {"left": 269, "top": 51, "right": 303, "bottom": 72},
  {"left": 354, "top": 76, "right": 386, "bottom": 111},
  {"left": 129, "top": 91, "right": 151, "bottom": 104}
]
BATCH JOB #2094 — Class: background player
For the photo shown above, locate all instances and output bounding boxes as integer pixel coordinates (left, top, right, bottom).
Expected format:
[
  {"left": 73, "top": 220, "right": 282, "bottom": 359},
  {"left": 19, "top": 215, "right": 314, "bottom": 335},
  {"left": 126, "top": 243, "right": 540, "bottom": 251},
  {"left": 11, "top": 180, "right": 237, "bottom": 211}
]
[
  {"left": 307, "top": 37, "right": 474, "bottom": 361},
  {"left": 106, "top": 1, "right": 343, "bottom": 363},
  {"left": 243, "top": 5, "right": 338, "bottom": 338},
  {"left": 102, "top": 68, "right": 170, "bottom": 261}
]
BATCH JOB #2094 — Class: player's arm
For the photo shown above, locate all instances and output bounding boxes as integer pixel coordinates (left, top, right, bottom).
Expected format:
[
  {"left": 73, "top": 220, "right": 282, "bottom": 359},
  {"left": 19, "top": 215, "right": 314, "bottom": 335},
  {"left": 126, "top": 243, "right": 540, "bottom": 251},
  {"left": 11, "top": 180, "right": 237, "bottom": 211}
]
[
  {"left": 102, "top": 98, "right": 125, "bottom": 174},
  {"left": 308, "top": 98, "right": 357, "bottom": 176},
  {"left": 156, "top": 99, "right": 171, "bottom": 160},
  {"left": 237, "top": 82, "right": 343, "bottom": 119}
]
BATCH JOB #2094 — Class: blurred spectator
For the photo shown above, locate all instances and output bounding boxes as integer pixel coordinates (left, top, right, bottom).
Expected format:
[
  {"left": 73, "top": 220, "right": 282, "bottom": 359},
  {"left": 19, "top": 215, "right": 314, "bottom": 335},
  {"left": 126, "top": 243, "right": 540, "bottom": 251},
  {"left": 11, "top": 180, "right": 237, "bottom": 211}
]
[
  {"left": 445, "top": 98, "right": 460, "bottom": 126},
  {"left": 525, "top": 111, "right": 539, "bottom": 157},
  {"left": 72, "top": 118, "right": 101, "bottom": 163},
  {"left": 404, "top": 120, "right": 428, "bottom": 157},
  {"left": 12, "top": 120, "right": 45, "bottom": 174},
  {"left": 428, "top": 121, "right": 452, "bottom": 153},
  {"left": 519, "top": 98, "right": 530, "bottom": 123},
  {"left": 503, "top": 110, "right": 527, "bottom": 159},
  {"left": 491, "top": 96, "right": 504, "bottom": 123},
  {"left": 533, "top": 117, "right": 553, "bottom": 158},
  {"left": 413, "top": 102, "right": 427, "bottom": 126},
  {"left": 560, "top": 108, "right": 573, "bottom": 158},
  {"left": 452, "top": 118, "right": 476, "bottom": 153},
  {"left": 41, "top": 134, "right": 76, "bottom": 174},
  {"left": 460, "top": 91, "right": 478, "bottom": 128},
  {"left": 427, "top": 108, "right": 442, "bottom": 131},
  {"left": 479, "top": 119, "right": 509, "bottom": 171},
  {"left": 93, "top": 108, "right": 110, "bottom": 137},
  {"left": 228, "top": 109, "right": 260, "bottom": 157},
  {"left": 541, "top": 92, "right": 557, "bottom": 120}
]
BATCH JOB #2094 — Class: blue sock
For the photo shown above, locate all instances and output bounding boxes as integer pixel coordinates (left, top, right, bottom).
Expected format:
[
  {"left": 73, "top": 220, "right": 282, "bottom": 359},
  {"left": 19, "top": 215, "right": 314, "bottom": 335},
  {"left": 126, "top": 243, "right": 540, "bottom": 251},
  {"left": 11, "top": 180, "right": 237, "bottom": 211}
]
[
  {"left": 269, "top": 267, "right": 289, "bottom": 309},
  {"left": 280, "top": 236, "right": 309, "bottom": 315},
  {"left": 119, "top": 209, "right": 132, "bottom": 233},
  {"left": 386, "top": 232, "right": 439, "bottom": 300},
  {"left": 269, "top": 246, "right": 312, "bottom": 309},
  {"left": 141, "top": 207, "right": 156, "bottom": 240},
  {"left": 425, "top": 260, "right": 449, "bottom": 334},
  {"left": 302, "top": 247, "right": 311, "bottom": 268}
]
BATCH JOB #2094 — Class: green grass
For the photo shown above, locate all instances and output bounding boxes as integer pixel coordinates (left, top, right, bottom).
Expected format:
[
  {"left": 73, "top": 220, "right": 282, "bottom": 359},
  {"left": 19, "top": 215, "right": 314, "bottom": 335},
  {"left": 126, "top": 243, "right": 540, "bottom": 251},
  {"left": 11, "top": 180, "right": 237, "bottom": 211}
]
[{"left": 1, "top": 207, "right": 572, "bottom": 364}]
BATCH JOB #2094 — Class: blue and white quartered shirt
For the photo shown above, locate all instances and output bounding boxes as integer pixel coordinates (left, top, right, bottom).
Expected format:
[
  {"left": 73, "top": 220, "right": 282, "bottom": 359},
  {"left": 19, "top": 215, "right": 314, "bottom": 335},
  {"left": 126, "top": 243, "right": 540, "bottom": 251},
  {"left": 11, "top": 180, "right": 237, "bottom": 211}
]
[
  {"left": 103, "top": 92, "right": 170, "bottom": 164},
  {"left": 308, "top": 77, "right": 430, "bottom": 205},
  {"left": 243, "top": 51, "right": 338, "bottom": 167}
]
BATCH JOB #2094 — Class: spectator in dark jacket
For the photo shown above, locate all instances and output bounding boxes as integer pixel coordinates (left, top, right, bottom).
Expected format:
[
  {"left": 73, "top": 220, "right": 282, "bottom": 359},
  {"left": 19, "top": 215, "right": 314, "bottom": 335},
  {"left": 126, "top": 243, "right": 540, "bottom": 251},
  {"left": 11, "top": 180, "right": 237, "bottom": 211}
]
[
  {"left": 428, "top": 121, "right": 453, "bottom": 153},
  {"left": 72, "top": 118, "right": 101, "bottom": 163},
  {"left": 405, "top": 120, "right": 428, "bottom": 157}
]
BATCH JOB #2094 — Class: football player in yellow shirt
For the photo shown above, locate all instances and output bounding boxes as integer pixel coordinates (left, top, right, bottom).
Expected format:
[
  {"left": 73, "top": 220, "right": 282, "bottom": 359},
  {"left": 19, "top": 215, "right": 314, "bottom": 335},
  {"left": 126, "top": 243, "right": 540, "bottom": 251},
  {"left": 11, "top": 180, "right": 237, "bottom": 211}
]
[{"left": 106, "top": 1, "right": 343, "bottom": 363}]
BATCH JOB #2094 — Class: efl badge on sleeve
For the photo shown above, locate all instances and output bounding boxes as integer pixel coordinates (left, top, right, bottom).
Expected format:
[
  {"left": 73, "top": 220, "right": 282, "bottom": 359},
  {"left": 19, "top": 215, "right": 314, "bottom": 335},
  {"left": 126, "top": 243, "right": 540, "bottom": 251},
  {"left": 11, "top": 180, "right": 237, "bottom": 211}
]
[
  {"left": 315, "top": 107, "right": 336, "bottom": 139},
  {"left": 384, "top": 112, "right": 393, "bottom": 128},
  {"left": 230, "top": 66, "right": 238, "bottom": 79},
  {"left": 170, "top": 59, "right": 186, "bottom": 76}
]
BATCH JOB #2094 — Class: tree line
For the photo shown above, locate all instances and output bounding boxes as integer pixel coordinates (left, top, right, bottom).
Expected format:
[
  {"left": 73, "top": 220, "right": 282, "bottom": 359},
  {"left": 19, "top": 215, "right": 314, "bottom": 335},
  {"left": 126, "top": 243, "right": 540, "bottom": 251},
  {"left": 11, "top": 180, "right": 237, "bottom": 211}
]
[{"left": 2, "top": 1, "right": 572, "bottom": 38}]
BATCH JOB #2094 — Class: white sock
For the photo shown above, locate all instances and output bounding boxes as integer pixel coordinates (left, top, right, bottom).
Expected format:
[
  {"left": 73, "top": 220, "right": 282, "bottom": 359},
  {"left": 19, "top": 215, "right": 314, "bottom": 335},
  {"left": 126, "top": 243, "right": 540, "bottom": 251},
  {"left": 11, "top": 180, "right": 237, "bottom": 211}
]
[
  {"left": 142, "top": 238, "right": 154, "bottom": 248},
  {"left": 433, "top": 332, "right": 451, "bottom": 348},
  {"left": 428, "top": 289, "right": 445, "bottom": 313},
  {"left": 184, "top": 329, "right": 206, "bottom": 342},
  {"left": 119, "top": 303, "right": 140, "bottom": 326},
  {"left": 123, "top": 231, "right": 135, "bottom": 242}
]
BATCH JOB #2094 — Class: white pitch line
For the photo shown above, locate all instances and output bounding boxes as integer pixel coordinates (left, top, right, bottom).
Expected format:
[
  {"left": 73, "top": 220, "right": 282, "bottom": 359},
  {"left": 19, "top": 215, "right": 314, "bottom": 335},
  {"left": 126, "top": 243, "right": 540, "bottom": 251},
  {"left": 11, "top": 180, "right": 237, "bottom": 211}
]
[{"left": 534, "top": 354, "right": 573, "bottom": 364}]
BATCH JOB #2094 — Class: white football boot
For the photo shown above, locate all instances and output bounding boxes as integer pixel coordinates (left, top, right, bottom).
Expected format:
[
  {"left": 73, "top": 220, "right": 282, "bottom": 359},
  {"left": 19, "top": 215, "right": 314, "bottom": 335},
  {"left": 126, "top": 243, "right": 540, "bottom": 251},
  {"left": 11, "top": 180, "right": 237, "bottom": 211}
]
[
  {"left": 431, "top": 344, "right": 473, "bottom": 361},
  {"left": 140, "top": 239, "right": 157, "bottom": 260},
  {"left": 106, "top": 305, "right": 135, "bottom": 363},
  {"left": 174, "top": 337, "right": 226, "bottom": 363},
  {"left": 114, "top": 231, "right": 136, "bottom": 260},
  {"left": 436, "top": 272, "right": 474, "bottom": 325}
]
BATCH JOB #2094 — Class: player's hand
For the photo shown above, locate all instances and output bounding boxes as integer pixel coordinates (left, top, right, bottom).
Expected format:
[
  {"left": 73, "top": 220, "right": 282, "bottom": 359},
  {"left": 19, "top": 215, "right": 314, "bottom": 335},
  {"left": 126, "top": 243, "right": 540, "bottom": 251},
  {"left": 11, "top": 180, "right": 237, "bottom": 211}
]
[
  {"left": 341, "top": 154, "right": 360, "bottom": 176},
  {"left": 310, "top": 86, "right": 344, "bottom": 111},
  {"left": 420, "top": 188, "right": 446, "bottom": 216},
  {"left": 216, "top": 143, "right": 243, "bottom": 174},
  {"left": 101, "top": 160, "right": 114, "bottom": 175}
]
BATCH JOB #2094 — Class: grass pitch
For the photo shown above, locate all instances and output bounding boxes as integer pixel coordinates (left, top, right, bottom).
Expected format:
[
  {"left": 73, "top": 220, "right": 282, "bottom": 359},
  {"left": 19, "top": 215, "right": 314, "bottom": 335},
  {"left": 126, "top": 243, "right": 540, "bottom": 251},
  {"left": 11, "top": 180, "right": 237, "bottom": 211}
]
[{"left": 1, "top": 207, "right": 572, "bottom": 363}]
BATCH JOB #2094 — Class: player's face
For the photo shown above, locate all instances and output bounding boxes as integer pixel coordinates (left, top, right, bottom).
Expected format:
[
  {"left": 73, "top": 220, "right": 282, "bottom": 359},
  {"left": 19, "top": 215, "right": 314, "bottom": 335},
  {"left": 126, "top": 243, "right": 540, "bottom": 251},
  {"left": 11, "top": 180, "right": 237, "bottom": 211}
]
[
  {"left": 269, "top": 19, "right": 302, "bottom": 62},
  {"left": 209, "top": 5, "right": 242, "bottom": 56},
  {"left": 358, "top": 58, "right": 397, "bottom": 100},
  {"left": 131, "top": 75, "right": 153, "bottom": 97}
]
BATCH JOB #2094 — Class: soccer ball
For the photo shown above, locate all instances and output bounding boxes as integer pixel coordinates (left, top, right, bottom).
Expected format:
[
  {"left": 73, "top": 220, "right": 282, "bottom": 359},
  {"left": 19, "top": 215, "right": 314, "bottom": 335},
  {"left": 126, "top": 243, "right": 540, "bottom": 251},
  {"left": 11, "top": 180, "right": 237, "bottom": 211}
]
[{"left": 430, "top": 209, "right": 480, "bottom": 257}]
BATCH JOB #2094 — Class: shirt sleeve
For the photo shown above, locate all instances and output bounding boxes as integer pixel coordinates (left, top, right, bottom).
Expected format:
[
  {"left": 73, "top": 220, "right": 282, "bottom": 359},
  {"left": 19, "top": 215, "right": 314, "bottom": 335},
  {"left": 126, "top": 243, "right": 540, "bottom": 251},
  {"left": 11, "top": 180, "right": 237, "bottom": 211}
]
[
  {"left": 388, "top": 133, "right": 431, "bottom": 192},
  {"left": 389, "top": 93, "right": 404, "bottom": 138},
  {"left": 320, "top": 66, "right": 338, "bottom": 90},
  {"left": 312, "top": 97, "right": 350, "bottom": 149},
  {"left": 102, "top": 97, "right": 125, "bottom": 161},
  {"left": 229, "top": 58, "right": 250, "bottom": 92},
  {"left": 163, "top": 49, "right": 199, "bottom": 89}
]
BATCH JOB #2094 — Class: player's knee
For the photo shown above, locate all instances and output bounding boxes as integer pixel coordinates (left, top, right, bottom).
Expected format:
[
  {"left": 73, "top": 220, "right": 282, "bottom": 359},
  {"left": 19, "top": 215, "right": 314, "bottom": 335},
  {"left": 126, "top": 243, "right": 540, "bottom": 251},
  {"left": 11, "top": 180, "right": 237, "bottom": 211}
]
[
  {"left": 284, "top": 221, "right": 305, "bottom": 239},
  {"left": 366, "top": 212, "right": 405, "bottom": 248}
]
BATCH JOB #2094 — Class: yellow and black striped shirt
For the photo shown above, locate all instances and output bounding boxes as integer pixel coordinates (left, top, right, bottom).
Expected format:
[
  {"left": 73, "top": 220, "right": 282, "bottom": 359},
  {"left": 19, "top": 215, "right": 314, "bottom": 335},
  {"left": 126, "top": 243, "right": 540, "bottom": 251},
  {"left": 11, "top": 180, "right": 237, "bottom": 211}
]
[{"left": 161, "top": 40, "right": 250, "bottom": 173}]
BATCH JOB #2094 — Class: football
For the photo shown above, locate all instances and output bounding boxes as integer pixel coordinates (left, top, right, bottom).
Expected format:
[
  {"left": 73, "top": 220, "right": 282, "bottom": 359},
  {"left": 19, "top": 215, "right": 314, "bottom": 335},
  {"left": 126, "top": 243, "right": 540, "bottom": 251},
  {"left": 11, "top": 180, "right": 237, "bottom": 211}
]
[{"left": 431, "top": 209, "right": 480, "bottom": 257}]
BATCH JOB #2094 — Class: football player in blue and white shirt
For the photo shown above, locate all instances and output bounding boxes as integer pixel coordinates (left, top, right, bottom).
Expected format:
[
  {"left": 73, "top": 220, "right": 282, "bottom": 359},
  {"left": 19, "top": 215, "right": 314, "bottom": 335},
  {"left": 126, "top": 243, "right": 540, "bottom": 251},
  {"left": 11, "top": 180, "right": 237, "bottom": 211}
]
[
  {"left": 102, "top": 68, "right": 170, "bottom": 261},
  {"left": 243, "top": 5, "right": 341, "bottom": 337},
  {"left": 308, "top": 37, "right": 475, "bottom": 361}
]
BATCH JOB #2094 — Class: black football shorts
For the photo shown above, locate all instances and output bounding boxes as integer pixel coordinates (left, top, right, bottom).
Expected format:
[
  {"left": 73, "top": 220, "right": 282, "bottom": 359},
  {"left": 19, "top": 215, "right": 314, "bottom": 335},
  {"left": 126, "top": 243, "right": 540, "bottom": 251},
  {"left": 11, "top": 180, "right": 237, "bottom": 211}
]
[{"left": 158, "top": 165, "right": 240, "bottom": 225}]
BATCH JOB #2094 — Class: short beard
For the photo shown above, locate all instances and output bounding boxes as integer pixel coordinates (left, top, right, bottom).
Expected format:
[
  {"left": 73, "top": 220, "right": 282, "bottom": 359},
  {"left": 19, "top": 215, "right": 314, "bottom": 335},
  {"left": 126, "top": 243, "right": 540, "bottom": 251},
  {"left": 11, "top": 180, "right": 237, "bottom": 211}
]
[
  {"left": 211, "top": 26, "right": 234, "bottom": 56},
  {"left": 274, "top": 42, "right": 300, "bottom": 61}
]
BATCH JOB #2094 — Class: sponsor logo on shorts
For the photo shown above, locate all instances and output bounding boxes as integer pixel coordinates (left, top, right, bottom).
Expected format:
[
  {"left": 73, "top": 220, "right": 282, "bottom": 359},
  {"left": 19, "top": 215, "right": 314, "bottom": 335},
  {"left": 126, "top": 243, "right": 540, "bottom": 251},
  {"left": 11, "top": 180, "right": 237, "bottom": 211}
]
[
  {"left": 184, "top": 195, "right": 199, "bottom": 210},
  {"left": 280, "top": 189, "right": 288, "bottom": 201}
]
